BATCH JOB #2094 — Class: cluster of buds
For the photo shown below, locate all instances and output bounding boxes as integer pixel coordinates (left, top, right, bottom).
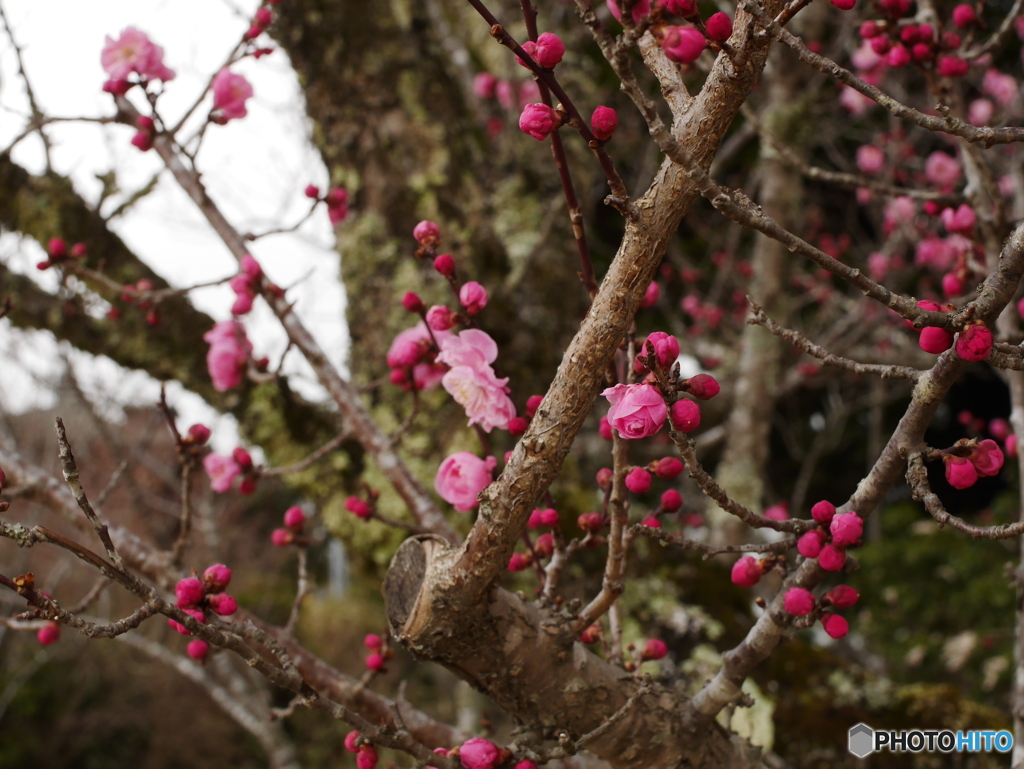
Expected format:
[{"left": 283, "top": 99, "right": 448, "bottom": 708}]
[
  {"left": 505, "top": 394, "right": 543, "bottom": 437},
  {"left": 363, "top": 633, "right": 393, "bottom": 672},
  {"left": 507, "top": 507, "right": 561, "bottom": 571},
  {"left": 795, "top": 501, "right": 863, "bottom": 574},
  {"left": 244, "top": 2, "right": 280, "bottom": 40},
  {"left": 271, "top": 506, "right": 309, "bottom": 547},
  {"left": 131, "top": 115, "right": 157, "bottom": 152},
  {"left": 114, "top": 277, "right": 162, "bottom": 325},
  {"left": 858, "top": 7, "right": 969, "bottom": 76},
  {"left": 943, "top": 438, "right": 1005, "bottom": 489},
  {"left": 168, "top": 564, "right": 237, "bottom": 659},
  {"left": 229, "top": 255, "right": 265, "bottom": 315},
  {"left": 913, "top": 302, "right": 993, "bottom": 362},
  {"left": 344, "top": 731, "right": 379, "bottom": 769},
  {"left": 304, "top": 184, "right": 349, "bottom": 225},
  {"left": 344, "top": 493, "right": 375, "bottom": 521},
  {"left": 203, "top": 446, "right": 259, "bottom": 494},
  {"left": 783, "top": 584, "right": 860, "bottom": 639},
  {"left": 517, "top": 32, "right": 566, "bottom": 70},
  {"left": 36, "top": 238, "right": 87, "bottom": 272}
]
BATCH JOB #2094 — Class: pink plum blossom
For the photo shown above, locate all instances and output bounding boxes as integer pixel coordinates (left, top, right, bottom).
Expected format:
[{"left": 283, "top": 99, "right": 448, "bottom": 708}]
[
  {"left": 175, "top": 577, "right": 204, "bottom": 607},
  {"left": 971, "top": 439, "right": 1004, "bottom": 477},
  {"left": 924, "top": 152, "right": 961, "bottom": 191},
  {"left": 212, "top": 68, "right": 254, "bottom": 121},
  {"left": 661, "top": 489, "right": 683, "bottom": 511},
  {"left": 642, "top": 638, "right": 668, "bottom": 660},
  {"left": 437, "top": 329, "right": 517, "bottom": 432},
  {"left": 941, "top": 204, "right": 976, "bottom": 234},
  {"left": 798, "top": 529, "right": 826, "bottom": 558},
  {"left": 983, "top": 69, "right": 1019, "bottom": 106},
  {"left": 705, "top": 13, "right": 733, "bottom": 42},
  {"left": 821, "top": 613, "right": 850, "bottom": 638},
  {"left": 187, "top": 640, "right": 209, "bottom": 660},
  {"left": 203, "top": 320, "right": 252, "bottom": 392},
  {"left": 662, "top": 26, "right": 706, "bottom": 64},
  {"left": 830, "top": 513, "right": 864, "bottom": 547},
  {"left": 669, "top": 399, "right": 701, "bottom": 432},
  {"left": 592, "top": 106, "right": 618, "bottom": 141},
  {"left": 531, "top": 33, "right": 566, "bottom": 68},
  {"left": 856, "top": 145, "right": 885, "bottom": 175},
  {"left": 945, "top": 455, "right": 977, "bottom": 488},
  {"left": 825, "top": 585, "right": 860, "bottom": 609},
  {"left": 203, "top": 564, "right": 232, "bottom": 591},
  {"left": 101, "top": 27, "right": 176, "bottom": 82},
  {"left": 653, "top": 457, "right": 684, "bottom": 478},
  {"left": 435, "top": 452, "right": 497, "bottom": 512},
  {"left": 818, "top": 544, "right": 847, "bottom": 571},
  {"left": 731, "top": 555, "right": 763, "bottom": 587},
  {"left": 607, "top": 0, "right": 651, "bottom": 24},
  {"left": 784, "top": 587, "right": 815, "bottom": 616},
  {"left": 625, "top": 467, "right": 652, "bottom": 493},
  {"left": 203, "top": 453, "right": 242, "bottom": 493},
  {"left": 955, "top": 321, "right": 992, "bottom": 362},
  {"left": 919, "top": 327, "right": 954, "bottom": 354},
  {"left": 37, "top": 622, "right": 60, "bottom": 645},
  {"left": 602, "top": 383, "right": 668, "bottom": 439},
  {"left": 458, "top": 738, "right": 502, "bottom": 769},
  {"left": 519, "top": 104, "right": 560, "bottom": 140},
  {"left": 459, "top": 281, "right": 488, "bottom": 315}
]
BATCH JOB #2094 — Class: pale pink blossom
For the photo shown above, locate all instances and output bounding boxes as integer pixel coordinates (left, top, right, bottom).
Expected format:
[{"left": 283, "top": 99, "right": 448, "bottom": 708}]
[
  {"left": 437, "top": 329, "right": 516, "bottom": 432},
  {"left": 607, "top": 0, "right": 651, "bottom": 24},
  {"left": 602, "top": 383, "right": 668, "bottom": 439},
  {"left": 435, "top": 452, "right": 497, "bottom": 512},
  {"left": 856, "top": 145, "right": 885, "bottom": 175},
  {"left": 850, "top": 41, "right": 882, "bottom": 70},
  {"left": 941, "top": 204, "right": 976, "bottom": 234},
  {"left": 101, "top": 27, "right": 176, "bottom": 82},
  {"left": 840, "top": 86, "right": 875, "bottom": 115},
  {"left": 212, "top": 68, "right": 254, "bottom": 121},
  {"left": 914, "top": 237, "right": 956, "bottom": 271},
  {"left": 203, "top": 453, "right": 242, "bottom": 493},
  {"left": 982, "top": 69, "right": 1019, "bottom": 107},
  {"left": 203, "top": 320, "right": 252, "bottom": 392},
  {"left": 969, "top": 99, "right": 995, "bottom": 126},
  {"left": 662, "top": 26, "right": 705, "bottom": 64},
  {"left": 387, "top": 322, "right": 451, "bottom": 370},
  {"left": 458, "top": 738, "right": 502, "bottom": 769},
  {"left": 459, "top": 281, "right": 489, "bottom": 315},
  {"left": 924, "top": 152, "right": 961, "bottom": 191},
  {"left": 883, "top": 196, "right": 915, "bottom": 233}
]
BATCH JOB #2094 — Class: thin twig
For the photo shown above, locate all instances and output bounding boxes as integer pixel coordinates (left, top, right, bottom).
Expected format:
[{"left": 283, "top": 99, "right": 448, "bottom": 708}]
[
  {"left": 262, "top": 434, "right": 348, "bottom": 476},
  {"left": 630, "top": 524, "right": 796, "bottom": 558}
]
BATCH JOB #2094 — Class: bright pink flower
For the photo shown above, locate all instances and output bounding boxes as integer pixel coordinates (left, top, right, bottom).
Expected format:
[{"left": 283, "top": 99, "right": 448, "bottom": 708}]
[
  {"left": 969, "top": 98, "right": 995, "bottom": 126},
  {"left": 592, "top": 106, "right": 618, "bottom": 141},
  {"left": 956, "top": 322, "right": 992, "bottom": 362},
  {"left": 519, "top": 103, "right": 560, "bottom": 140},
  {"left": 821, "top": 613, "right": 849, "bottom": 639},
  {"left": 602, "top": 384, "right": 668, "bottom": 439},
  {"left": 458, "top": 738, "right": 501, "bottom": 769},
  {"left": 532, "top": 33, "right": 566, "bottom": 68},
  {"left": 919, "top": 327, "right": 954, "bottom": 354},
  {"left": 686, "top": 374, "right": 721, "bottom": 400},
  {"left": 175, "top": 577, "right": 205, "bottom": 607},
  {"left": 528, "top": 509, "right": 547, "bottom": 529},
  {"left": 187, "top": 640, "right": 209, "bottom": 660},
  {"left": 101, "top": 27, "right": 176, "bottom": 82},
  {"left": 625, "top": 467, "right": 652, "bottom": 493},
  {"left": 459, "top": 282, "right": 489, "bottom": 315},
  {"left": 186, "top": 423, "right": 212, "bottom": 446},
  {"left": 662, "top": 26, "right": 706, "bottom": 64},
  {"left": 641, "top": 638, "right": 668, "bottom": 660},
  {"left": 387, "top": 322, "right": 435, "bottom": 369},
  {"left": 203, "top": 453, "right": 241, "bottom": 493},
  {"left": 365, "top": 653, "right": 385, "bottom": 672},
  {"left": 798, "top": 529, "right": 826, "bottom": 558},
  {"left": 534, "top": 532, "right": 554, "bottom": 557},
  {"left": 507, "top": 417, "right": 528, "bottom": 436},
  {"left": 830, "top": 512, "right": 864, "bottom": 547},
  {"left": 204, "top": 320, "right": 252, "bottom": 392},
  {"left": 644, "top": 331, "right": 680, "bottom": 369},
  {"left": 941, "top": 204, "right": 976, "bottom": 234},
  {"left": 952, "top": 4, "right": 976, "bottom": 27},
  {"left": 664, "top": 0, "right": 698, "bottom": 15},
  {"left": 438, "top": 329, "right": 516, "bottom": 432},
  {"left": 942, "top": 272, "right": 964, "bottom": 297},
  {"left": 356, "top": 745, "right": 379, "bottom": 769},
  {"left": 784, "top": 587, "right": 815, "bottom": 616},
  {"left": 402, "top": 292, "right": 425, "bottom": 314},
  {"left": 661, "top": 489, "right": 683, "bottom": 511},
  {"left": 830, "top": 0, "right": 856, "bottom": 9},
  {"left": 644, "top": 518, "right": 664, "bottom": 532},
  {"left": 606, "top": 0, "right": 651, "bottom": 24},
  {"left": 669, "top": 399, "right": 701, "bottom": 432},
  {"left": 208, "top": 593, "right": 238, "bottom": 616},
  {"left": 508, "top": 552, "right": 531, "bottom": 571},
  {"left": 971, "top": 439, "right": 1005, "bottom": 477},
  {"left": 435, "top": 452, "right": 497, "bottom": 512},
  {"left": 883, "top": 196, "right": 915, "bottom": 233},
  {"left": 203, "top": 564, "right": 232, "bottom": 591},
  {"left": 764, "top": 503, "right": 789, "bottom": 521},
  {"left": 653, "top": 457, "right": 684, "bottom": 479},
  {"left": 936, "top": 56, "right": 969, "bottom": 77},
  {"left": 212, "top": 69, "right": 253, "bottom": 121},
  {"left": 925, "top": 152, "right": 961, "bottom": 190},
  {"left": 825, "top": 585, "right": 860, "bottom": 609},
  {"left": 271, "top": 528, "right": 294, "bottom": 547},
  {"left": 945, "top": 455, "right": 978, "bottom": 489},
  {"left": 284, "top": 506, "right": 306, "bottom": 531},
  {"left": 364, "top": 634, "right": 383, "bottom": 652},
  {"left": 705, "top": 13, "right": 733, "bottom": 42},
  {"left": 731, "top": 555, "right": 763, "bottom": 587},
  {"left": 578, "top": 512, "right": 604, "bottom": 533},
  {"left": 856, "top": 145, "right": 885, "bottom": 175},
  {"left": 344, "top": 731, "right": 362, "bottom": 753},
  {"left": 818, "top": 544, "right": 847, "bottom": 571},
  {"left": 37, "top": 622, "right": 60, "bottom": 646},
  {"left": 345, "top": 496, "right": 373, "bottom": 519},
  {"left": 989, "top": 418, "right": 1011, "bottom": 441}
]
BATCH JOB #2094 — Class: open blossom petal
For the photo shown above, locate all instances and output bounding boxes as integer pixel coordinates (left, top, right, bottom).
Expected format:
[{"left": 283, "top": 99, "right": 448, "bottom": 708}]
[
  {"left": 435, "top": 453, "right": 497, "bottom": 512},
  {"left": 213, "top": 68, "right": 254, "bottom": 121},
  {"left": 437, "top": 330, "right": 515, "bottom": 431},
  {"left": 203, "top": 320, "right": 252, "bottom": 392},
  {"left": 101, "top": 27, "right": 175, "bottom": 82}
]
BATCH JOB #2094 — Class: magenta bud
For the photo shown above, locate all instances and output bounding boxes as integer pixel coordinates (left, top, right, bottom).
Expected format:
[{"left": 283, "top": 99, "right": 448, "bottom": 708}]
[
  {"left": 402, "top": 292, "right": 425, "bottom": 313},
  {"left": 186, "top": 423, "right": 212, "bottom": 445},
  {"left": 641, "top": 638, "right": 668, "bottom": 660},
  {"left": 203, "top": 563, "right": 232, "bottom": 591},
  {"left": 591, "top": 106, "right": 618, "bottom": 141},
  {"left": 187, "top": 639, "right": 209, "bottom": 659},
  {"left": 784, "top": 587, "right": 815, "bottom": 616},
  {"left": 433, "top": 253, "right": 456, "bottom": 277},
  {"left": 705, "top": 12, "right": 733, "bottom": 42},
  {"left": 283, "top": 506, "right": 306, "bottom": 531},
  {"left": 175, "top": 577, "right": 205, "bottom": 608}
]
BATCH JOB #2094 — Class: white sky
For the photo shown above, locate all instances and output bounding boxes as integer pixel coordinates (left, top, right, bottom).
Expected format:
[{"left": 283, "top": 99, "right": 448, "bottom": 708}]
[{"left": 0, "top": 0, "right": 347, "bottom": 451}]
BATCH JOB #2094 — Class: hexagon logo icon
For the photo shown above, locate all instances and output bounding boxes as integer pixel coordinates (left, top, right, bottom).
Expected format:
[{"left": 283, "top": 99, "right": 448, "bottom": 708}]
[{"left": 848, "top": 723, "right": 874, "bottom": 758}]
